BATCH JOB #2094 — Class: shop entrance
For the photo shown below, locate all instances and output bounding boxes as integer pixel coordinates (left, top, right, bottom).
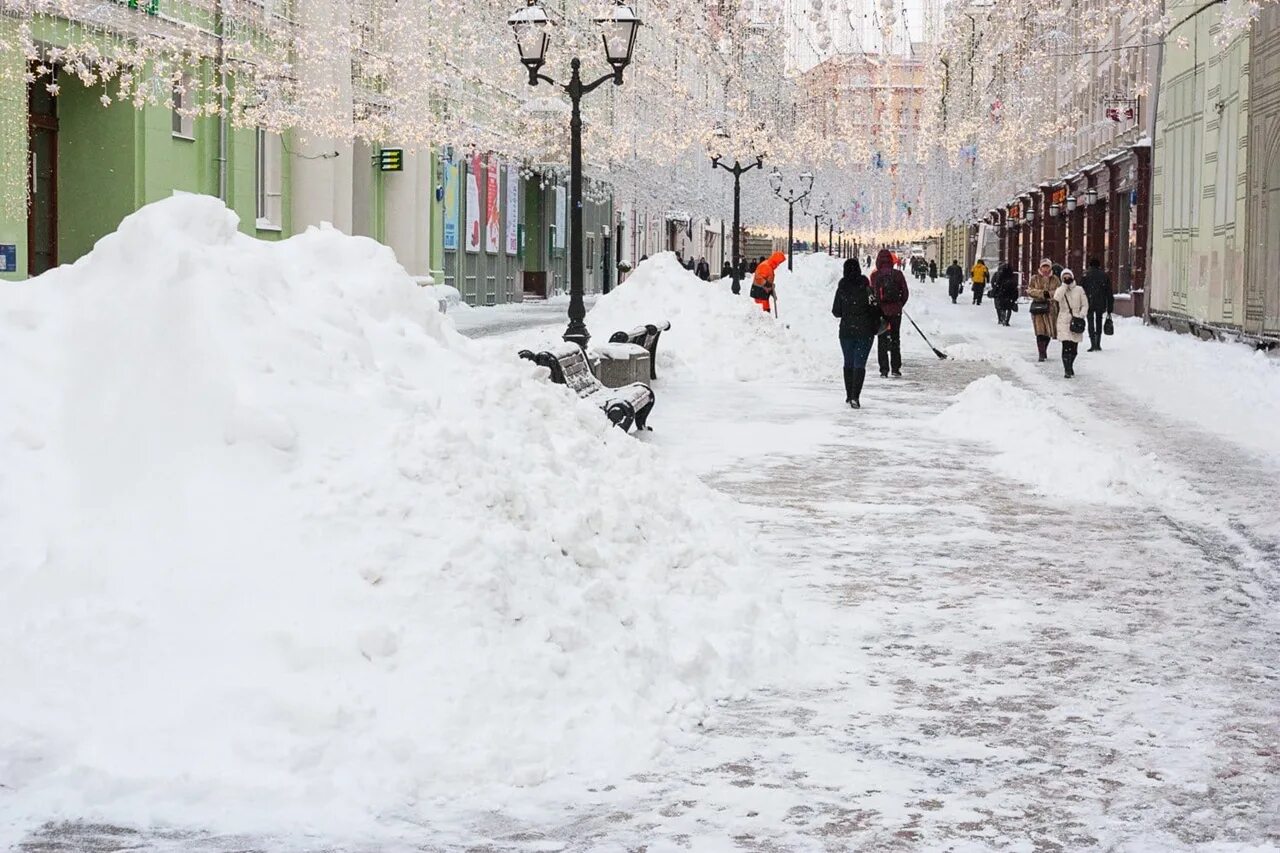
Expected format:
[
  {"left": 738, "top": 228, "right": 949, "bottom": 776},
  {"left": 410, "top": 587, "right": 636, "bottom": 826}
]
[{"left": 27, "top": 65, "right": 58, "bottom": 276}]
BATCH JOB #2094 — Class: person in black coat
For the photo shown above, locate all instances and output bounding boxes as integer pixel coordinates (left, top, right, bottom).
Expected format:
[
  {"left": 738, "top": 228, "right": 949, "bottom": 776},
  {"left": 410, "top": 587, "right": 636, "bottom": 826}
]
[
  {"left": 720, "top": 261, "right": 732, "bottom": 279},
  {"left": 946, "top": 259, "right": 964, "bottom": 304},
  {"left": 992, "top": 262, "right": 1018, "bottom": 326},
  {"left": 831, "top": 257, "right": 881, "bottom": 409},
  {"left": 1081, "top": 257, "right": 1114, "bottom": 351},
  {"left": 928, "top": 259, "right": 938, "bottom": 282},
  {"left": 695, "top": 257, "right": 710, "bottom": 280}
]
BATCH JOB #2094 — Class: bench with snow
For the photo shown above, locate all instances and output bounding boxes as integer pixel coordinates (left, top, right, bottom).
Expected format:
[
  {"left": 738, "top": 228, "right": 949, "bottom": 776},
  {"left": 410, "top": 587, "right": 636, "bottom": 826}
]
[
  {"left": 608, "top": 320, "right": 671, "bottom": 381},
  {"left": 519, "top": 343, "right": 656, "bottom": 432}
]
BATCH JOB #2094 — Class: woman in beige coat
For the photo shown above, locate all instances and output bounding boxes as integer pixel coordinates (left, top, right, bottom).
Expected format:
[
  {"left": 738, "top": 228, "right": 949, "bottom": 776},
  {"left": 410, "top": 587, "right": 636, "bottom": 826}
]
[
  {"left": 1053, "top": 268, "right": 1090, "bottom": 378},
  {"left": 1026, "top": 259, "right": 1060, "bottom": 362}
]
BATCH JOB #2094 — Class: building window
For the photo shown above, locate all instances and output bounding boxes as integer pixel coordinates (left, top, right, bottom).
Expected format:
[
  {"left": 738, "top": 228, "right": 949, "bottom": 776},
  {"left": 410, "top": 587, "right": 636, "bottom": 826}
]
[
  {"left": 255, "top": 128, "right": 283, "bottom": 230},
  {"left": 171, "top": 76, "right": 195, "bottom": 139}
]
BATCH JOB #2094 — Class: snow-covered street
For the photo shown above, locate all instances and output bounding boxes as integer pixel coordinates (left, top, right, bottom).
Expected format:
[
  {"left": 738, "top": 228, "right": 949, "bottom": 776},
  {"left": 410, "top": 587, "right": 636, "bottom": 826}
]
[{"left": 3, "top": 228, "right": 1278, "bottom": 851}]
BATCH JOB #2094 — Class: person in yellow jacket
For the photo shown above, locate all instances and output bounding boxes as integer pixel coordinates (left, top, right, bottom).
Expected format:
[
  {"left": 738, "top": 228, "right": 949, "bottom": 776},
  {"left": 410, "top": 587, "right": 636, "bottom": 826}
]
[
  {"left": 970, "top": 258, "right": 990, "bottom": 305},
  {"left": 750, "top": 251, "right": 786, "bottom": 313}
]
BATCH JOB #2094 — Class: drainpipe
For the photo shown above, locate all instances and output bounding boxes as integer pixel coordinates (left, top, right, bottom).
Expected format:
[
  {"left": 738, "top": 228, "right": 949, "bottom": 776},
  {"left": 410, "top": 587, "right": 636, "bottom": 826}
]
[
  {"left": 1143, "top": 0, "right": 1166, "bottom": 327},
  {"left": 215, "top": 0, "right": 228, "bottom": 201}
]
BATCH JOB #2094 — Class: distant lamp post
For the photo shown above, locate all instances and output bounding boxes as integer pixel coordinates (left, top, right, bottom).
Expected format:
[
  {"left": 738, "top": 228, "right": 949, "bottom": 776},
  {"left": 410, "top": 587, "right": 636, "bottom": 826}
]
[
  {"left": 767, "top": 167, "right": 813, "bottom": 270},
  {"left": 508, "top": 0, "right": 641, "bottom": 348},
  {"left": 1050, "top": 203, "right": 1061, "bottom": 218},
  {"left": 1066, "top": 196, "right": 1078, "bottom": 213},
  {"left": 709, "top": 124, "right": 763, "bottom": 295},
  {"left": 802, "top": 194, "right": 828, "bottom": 254},
  {"left": 1085, "top": 187, "right": 1098, "bottom": 206}
]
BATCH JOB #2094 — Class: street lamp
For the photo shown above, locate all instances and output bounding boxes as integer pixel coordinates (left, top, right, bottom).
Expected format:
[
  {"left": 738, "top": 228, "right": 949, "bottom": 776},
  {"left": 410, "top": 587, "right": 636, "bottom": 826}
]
[
  {"left": 1066, "top": 196, "right": 1078, "bottom": 213},
  {"left": 1085, "top": 187, "right": 1098, "bottom": 206},
  {"left": 709, "top": 124, "right": 763, "bottom": 295},
  {"left": 802, "top": 194, "right": 828, "bottom": 254},
  {"left": 767, "top": 167, "right": 814, "bottom": 270},
  {"left": 508, "top": 0, "right": 641, "bottom": 348}
]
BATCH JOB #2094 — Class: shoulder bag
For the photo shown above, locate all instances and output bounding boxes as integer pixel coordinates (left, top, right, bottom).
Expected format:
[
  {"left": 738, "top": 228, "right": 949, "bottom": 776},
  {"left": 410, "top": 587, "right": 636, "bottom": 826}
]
[{"left": 1063, "top": 290, "right": 1086, "bottom": 335}]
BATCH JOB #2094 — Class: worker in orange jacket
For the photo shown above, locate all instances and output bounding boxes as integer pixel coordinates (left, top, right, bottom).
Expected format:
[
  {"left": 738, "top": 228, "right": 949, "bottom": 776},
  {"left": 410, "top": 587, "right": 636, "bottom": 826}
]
[{"left": 750, "top": 251, "right": 786, "bottom": 313}]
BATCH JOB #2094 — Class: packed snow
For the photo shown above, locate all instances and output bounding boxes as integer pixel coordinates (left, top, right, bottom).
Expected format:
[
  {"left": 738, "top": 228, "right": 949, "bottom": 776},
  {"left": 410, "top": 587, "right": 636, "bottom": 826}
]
[
  {"left": 583, "top": 252, "right": 842, "bottom": 382},
  {"left": 0, "top": 196, "right": 797, "bottom": 844}
]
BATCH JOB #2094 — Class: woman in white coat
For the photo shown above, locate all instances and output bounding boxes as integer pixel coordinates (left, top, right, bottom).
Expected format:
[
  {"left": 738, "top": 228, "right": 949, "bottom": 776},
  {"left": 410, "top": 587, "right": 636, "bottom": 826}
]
[{"left": 1053, "top": 269, "right": 1090, "bottom": 379}]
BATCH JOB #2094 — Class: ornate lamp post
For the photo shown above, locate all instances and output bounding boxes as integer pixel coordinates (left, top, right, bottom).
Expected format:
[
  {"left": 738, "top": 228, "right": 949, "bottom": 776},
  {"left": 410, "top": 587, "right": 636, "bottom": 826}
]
[
  {"left": 509, "top": 0, "right": 641, "bottom": 348},
  {"left": 767, "top": 167, "right": 813, "bottom": 271},
  {"left": 709, "top": 125, "right": 763, "bottom": 295}
]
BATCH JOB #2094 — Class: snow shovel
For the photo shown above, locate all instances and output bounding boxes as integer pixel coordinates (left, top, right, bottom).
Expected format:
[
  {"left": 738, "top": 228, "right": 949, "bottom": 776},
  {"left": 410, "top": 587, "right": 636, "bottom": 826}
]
[
  {"left": 771, "top": 293, "right": 779, "bottom": 318},
  {"left": 903, "top": 311, "right": 948, "bottom": 360}
]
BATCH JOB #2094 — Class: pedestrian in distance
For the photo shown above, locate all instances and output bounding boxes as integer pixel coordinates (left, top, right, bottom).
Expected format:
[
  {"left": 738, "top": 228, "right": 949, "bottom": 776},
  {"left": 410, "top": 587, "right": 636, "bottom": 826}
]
[
  {"left": 946, "top": 259, "right": 964, "bottom": 304},
  {"left": 832, "top": 257, "right": 881, "bottom": 409},
  {"left": 992, "top": 262, "right": 1017, "bottom": 326},
  {"left": 696, "top": 257, "right": 710, "bottom": 281},
  {"left": 1054, "top": 269, "right": 1089, "bottom": 378},
  {"left": 1081, "top": 257, "right": 1114, "bottom": 351},
  {"left": 1052, "top": 261, "right": 1063, "bottom": 280},
  {"left": 750, "top": 251, "right": 786, "bottom": 314},
  {"left": 971, "top": 258, "right": 989, "bottom": 305},
  {"left": 720, "top": 260, "right": 732, "bottom": 279},
  {"left": 1027, "top": 259, "right": 1061, "bottom": 362},
  {"left": 871, "top": 248, "right": 910, "bottom": 378},
  {"left": 928, "top": 259, "right": 938, "bottom": 282}
]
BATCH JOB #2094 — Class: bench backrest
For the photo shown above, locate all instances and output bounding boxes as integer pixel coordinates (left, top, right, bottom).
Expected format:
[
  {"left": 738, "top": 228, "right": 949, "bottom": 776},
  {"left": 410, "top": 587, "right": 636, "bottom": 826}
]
[{"left": 532, "top": 343, "right": 601, "bottom": 398}]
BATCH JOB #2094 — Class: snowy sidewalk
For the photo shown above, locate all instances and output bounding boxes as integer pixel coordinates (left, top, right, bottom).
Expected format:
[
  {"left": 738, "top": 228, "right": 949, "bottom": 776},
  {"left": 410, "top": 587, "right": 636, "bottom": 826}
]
[
  {"left": 14, "top": 261, "right": 1279, "bottom": 852},
  {"left": 435, "top": 285, "right": 1280, "bottom": 849}
]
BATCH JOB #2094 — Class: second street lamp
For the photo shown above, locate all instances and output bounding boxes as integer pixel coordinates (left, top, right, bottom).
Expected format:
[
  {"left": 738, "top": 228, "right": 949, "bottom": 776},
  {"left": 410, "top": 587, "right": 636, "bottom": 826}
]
[
  {"left": 508, "top": 0, "right": 640, "bottom": 348},
  {"left": 709, "top": 127, "right": 763, "bottom": 296},
  {"left": 768, "top": 167, "right": 813, "bottom": 271}
]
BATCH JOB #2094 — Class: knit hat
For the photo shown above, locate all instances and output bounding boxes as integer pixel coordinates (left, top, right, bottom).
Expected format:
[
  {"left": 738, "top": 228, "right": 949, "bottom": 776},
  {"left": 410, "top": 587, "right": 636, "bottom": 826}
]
[{"left": 1061, "top": 268, "right": 1075, "bottom": 282}]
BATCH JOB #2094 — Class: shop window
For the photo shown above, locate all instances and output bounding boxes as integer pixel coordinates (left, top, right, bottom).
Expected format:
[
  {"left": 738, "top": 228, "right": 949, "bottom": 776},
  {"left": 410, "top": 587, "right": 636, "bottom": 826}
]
[
  {"left": 255, "top": 128, "right": 283, "bottom": 230},
  {"left": 172, "top": 76, "right": 194, "bottom": 139}
]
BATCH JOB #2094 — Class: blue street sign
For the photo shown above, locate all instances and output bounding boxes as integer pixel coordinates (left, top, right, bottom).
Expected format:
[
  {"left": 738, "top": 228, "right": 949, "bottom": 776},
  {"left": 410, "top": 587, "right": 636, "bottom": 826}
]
[{"left": 0, "top": 244, "right": 15, "bottom": 273}]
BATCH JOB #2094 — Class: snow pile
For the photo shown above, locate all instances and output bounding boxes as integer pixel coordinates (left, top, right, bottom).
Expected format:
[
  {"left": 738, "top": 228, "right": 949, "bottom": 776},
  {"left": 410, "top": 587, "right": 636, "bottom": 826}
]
[
  {"left": 0, "top": 197, "right": 795, "bottom": 840},
  {"left": 935, "top": 375, "right": 1191, "bottom": 506},
  {"left": 588, "top": 252, "right": 841, "bottom": 381}
]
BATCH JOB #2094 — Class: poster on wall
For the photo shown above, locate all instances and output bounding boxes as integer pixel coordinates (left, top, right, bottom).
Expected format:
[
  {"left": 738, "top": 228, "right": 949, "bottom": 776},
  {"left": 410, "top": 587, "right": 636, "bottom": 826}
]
[
  {"left": 465, "top": 152, "right": 482, "bottom": 253},
  {"left": 442, "top": 162, "right": 460, "bottom": 251},
  {"left": 554, "top": 185, "right": 566, "bottom": 249},
  {"left": 505, "top": 164, "right": 519, "bottom": 256},
  {"left": 485, "top": 154, "right": 501, "bottom": 254}
]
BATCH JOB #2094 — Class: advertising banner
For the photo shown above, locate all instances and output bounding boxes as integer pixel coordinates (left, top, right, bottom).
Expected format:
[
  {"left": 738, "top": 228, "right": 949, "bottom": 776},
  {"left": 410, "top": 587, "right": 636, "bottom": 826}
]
[
  {"left": 442, "top": 162, "right": 459, "bottom": 251},
  {"left": 554, "top": 185, "right": 566, "bottom": 249},
  {"left": 465, "top": 152, "right": 482, "bottom": 253},
  {"left": 485, "top": 154, "right": 500, "bottom": 254},
  {"left": 505, "top": 164, "right": 519, "bottom": 256}
]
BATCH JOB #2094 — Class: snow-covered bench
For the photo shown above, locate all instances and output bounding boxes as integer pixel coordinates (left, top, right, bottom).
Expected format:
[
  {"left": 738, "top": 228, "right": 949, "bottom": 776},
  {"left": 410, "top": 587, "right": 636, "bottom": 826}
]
[
  {"left": 519, "top": 343, "right": 656, "bottom": 432},
  {"left": 608, "top": 320, "right": 671, "bottom": 381}
]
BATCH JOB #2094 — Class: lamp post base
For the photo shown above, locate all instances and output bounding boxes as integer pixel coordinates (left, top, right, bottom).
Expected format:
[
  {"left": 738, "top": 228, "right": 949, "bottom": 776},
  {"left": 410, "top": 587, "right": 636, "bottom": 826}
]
[{"left": 563, "top": 321, "right": 591, "bottom": 350}]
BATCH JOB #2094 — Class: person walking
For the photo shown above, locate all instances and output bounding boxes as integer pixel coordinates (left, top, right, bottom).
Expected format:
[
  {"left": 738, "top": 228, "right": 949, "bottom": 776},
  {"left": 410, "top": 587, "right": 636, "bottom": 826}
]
[
  {"left": 750, "top": 251, "right": 786, "bottom": 313},
  {"left": 871, "top": 248, "right": 910, "bottom": 378},
  {"left": 1081, "top": 257, "right": 1113, "bottom": 351},
  {"left": 946, "top": 259, "right": 964, "bottom": 304},
  {"left": 720, "top": 260, "right": 732, "bottom": 279},
  {"left": 832, "top": 258, "right": 881, "bottom": 409},
  {"left": 1054, "top": 269, "right": 1090, "bottom": 378},
  {"left": 992, "top": 262, "right": 1017, "bottom": 326},
  {"left": 928, "top": 259, "right": 938, "bottom": 283},
  {"left": 696, "top": 257, "right": 710, "bottom": 281},
  {"left": 970, "top": 258, "right": 989, "bottom": 305},
  {"left": 1027, "top": 259, "right": 1061, "bottom": 362}
]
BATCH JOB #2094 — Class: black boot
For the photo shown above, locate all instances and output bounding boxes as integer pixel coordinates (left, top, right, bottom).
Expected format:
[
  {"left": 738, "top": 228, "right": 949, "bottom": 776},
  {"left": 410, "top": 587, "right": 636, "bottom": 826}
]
[
  {"left": 842, "top": 367, "right": 855, "bottom": 404},
  {"left": 850, "top": 368, "right": 865, "bottom": 408}
]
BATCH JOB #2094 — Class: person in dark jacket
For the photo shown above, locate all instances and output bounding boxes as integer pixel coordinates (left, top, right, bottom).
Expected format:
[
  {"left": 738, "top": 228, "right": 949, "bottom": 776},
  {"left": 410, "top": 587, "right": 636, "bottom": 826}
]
[
  {"left": 928, "top": 259, "right": 938, "bottom": 282},
  {"left": 720, "top": 261, "right": 732, "bottom": 279},
  {"left": 946, "top": 260, "right": 964, "bottom": 303},
  {"left": 832, "top": 257, "right": 881, "bottom": 408},
  {"left": 696, "top": 257, "right": 710, "bottom": 280},
  {"left": 1081, "top": 257, "right": 1114, "bottom": 351},
  {"left": 992, "top": 262, "right": 1018, "bottom": 326},
  {"left": 871, "top": 248, "right": 910, "bottom": 378}
]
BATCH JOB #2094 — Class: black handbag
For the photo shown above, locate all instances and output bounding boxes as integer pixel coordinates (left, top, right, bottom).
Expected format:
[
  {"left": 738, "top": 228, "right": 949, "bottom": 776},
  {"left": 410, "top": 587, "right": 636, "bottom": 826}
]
[
  {"left": 1030, "top": 300, "right": 1050, "bottom": 315},
  {"left": 1103, "top": 315, "right": 1115, "bottom": 336},
  {"left": 1063, "top": 294, "right": 1086, "bottom": 334}
]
